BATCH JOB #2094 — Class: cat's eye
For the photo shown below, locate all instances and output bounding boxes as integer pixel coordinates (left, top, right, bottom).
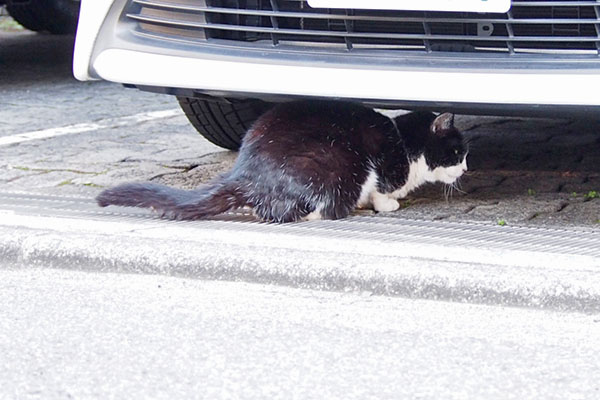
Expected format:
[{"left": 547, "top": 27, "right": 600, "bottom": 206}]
[{"left": 454, "top": 149, "right": 459, "bottom": 155}]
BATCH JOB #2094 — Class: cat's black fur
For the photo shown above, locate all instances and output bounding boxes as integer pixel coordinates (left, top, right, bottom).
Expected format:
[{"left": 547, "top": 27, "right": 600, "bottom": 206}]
[{"left": 97, "top": 100, "right": 467, "bottom": 222}]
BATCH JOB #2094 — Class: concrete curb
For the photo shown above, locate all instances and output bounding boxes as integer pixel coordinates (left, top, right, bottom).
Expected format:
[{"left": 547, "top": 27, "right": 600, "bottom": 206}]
[{"left": 1, "top": 198, "right": 599, "bottom": 312}]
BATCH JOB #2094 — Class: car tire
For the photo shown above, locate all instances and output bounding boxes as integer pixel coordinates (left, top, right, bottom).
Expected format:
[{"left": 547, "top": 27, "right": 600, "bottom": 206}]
[
  {"left": 177, "top": 97, "right": 273, "bottom": 151},
  {"left": 6, "top": 0, "right": 80, "bottom": 34}
]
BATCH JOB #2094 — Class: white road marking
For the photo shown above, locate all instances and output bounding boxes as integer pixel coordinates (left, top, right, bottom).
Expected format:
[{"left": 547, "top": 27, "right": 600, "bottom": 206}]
[{"left": 0, "top": 108, "right": 182, "bottom": 146}]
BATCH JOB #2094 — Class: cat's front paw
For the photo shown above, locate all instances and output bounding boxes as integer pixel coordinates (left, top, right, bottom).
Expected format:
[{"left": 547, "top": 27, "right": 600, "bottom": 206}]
[{"left": 371, "top": 193, "right": 400, "bottom": 213}]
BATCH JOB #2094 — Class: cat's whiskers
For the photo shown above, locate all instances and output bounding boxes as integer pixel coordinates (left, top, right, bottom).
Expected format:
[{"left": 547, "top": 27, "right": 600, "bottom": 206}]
[
  {"left": 443, "top": 184, "right": 454, "bottom": 201},
  {"left": 443, "top": 176, "right": 468, "bottom": 201},
  {"left": 452, "top": 180, "right": 467, "bottom": 195}
]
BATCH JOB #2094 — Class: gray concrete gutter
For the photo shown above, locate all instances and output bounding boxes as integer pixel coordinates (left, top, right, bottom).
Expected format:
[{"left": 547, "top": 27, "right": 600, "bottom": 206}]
[{"left": 1, "top": 191, "right": 599, "bottom": 313}]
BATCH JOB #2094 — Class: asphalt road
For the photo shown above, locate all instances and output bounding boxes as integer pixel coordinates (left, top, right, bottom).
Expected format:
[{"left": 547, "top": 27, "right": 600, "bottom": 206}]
[{"left": 2, "top": 268, "right": 599, "bottom": 400}]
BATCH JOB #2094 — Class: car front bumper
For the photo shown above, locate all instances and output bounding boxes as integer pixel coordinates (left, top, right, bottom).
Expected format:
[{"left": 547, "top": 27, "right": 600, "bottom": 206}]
[{"left": 74, "top": 0, "right": 600, "bottom": 109}]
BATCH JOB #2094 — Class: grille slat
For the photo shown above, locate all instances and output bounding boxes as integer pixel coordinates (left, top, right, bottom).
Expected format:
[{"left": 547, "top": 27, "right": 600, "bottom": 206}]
[
  {"left": 595, "top": 5, "right": 600, "bottom": 52},
  {"left": 127, "top": 14, "right": 600, "bottom": 43},
  {"left": 126, "top": 0, "right": 600, "bottom": 56},
  {"left": 131, "top": 1, "right": 600, "bottom": 25}
]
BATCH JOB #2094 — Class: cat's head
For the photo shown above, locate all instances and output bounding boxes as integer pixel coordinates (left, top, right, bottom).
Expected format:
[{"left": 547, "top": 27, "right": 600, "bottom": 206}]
[{"left": 419, "top": 112, "right": 468, "bottom": 184}]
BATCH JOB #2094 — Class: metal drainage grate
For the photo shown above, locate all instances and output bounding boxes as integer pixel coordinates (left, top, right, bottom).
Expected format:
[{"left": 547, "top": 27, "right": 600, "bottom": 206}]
[{"left": 1, "top": 191, "right": 599, "bottom": 258}]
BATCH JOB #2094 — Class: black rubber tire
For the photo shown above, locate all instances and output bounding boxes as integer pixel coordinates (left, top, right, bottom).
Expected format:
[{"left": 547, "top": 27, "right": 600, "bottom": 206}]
[
  {"left": 6, "top": 0, "right": 80, "bottom": 34},
  {"left": 178, "top": 97, "right": 273, "bottom": 151}
]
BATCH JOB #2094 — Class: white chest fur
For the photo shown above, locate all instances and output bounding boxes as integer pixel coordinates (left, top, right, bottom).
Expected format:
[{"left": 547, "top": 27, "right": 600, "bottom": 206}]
[
  {"left": 392, "top": 155, "right": 430, "bottom": 199},
  {"left": 361, "top": 154, "right": 467, "bottom": 213}
]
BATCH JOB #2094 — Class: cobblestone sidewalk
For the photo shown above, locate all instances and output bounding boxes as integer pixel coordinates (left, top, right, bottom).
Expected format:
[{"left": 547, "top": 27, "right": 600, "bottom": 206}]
[
  {"left": 1, "top": 112, "right": 598, "bottom": 229},
  {"left": 0, "top": 29, "right": 598, "bottom": 230}
]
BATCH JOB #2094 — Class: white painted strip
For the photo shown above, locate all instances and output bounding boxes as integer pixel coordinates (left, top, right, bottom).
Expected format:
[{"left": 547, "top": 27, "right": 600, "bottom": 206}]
[{"left": 0, "top": 108, "right": 182, "bottom": 146}]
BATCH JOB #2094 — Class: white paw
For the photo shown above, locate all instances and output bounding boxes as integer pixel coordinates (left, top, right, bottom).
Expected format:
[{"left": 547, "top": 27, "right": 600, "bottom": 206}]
[
  {"left": 302, "top": 210, "right": 322, "bottom": 221},
  {"left": 371, "top": 193, "right": 400, "bottom": 213}
]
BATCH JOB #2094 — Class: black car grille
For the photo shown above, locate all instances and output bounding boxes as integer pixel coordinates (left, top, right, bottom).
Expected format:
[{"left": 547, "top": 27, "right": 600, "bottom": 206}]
[{"left": 125, "top": 0, "right": 600, "bottom": 56}]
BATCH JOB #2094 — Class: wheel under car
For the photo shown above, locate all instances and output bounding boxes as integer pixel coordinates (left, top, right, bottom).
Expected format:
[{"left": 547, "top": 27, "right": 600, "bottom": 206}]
[
  {"left": 177, "top": 97, "right": 273, "bottom": 151},
  {"left": 6, "top": 0, "right": 80, "bottom": 34}
]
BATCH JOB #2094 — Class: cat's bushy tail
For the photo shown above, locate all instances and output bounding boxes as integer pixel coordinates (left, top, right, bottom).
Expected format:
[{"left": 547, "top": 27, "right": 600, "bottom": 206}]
[{"left": 96, "top": 180, "right": 247, "bottom": 220}]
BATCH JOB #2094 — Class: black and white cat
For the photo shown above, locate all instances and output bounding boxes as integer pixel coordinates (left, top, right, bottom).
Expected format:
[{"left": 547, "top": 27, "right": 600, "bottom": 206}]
[{"left": 97, "top": 101, "right": 468, "bottom": 222}]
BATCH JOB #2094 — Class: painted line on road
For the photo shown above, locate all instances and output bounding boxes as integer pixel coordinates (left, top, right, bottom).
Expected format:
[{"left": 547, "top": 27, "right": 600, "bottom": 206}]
[{"left": 0, "top": 109, "right": 183, "bottom": 146}]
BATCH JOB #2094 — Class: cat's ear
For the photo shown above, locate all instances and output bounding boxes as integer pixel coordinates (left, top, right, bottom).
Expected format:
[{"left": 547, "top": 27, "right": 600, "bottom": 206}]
[{"left": 431, "top": 113, "right": 455, "bottom": 135}]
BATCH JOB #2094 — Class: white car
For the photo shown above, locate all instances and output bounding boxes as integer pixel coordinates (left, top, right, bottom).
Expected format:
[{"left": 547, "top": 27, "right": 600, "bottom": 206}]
[{"left": 74, "top": 0, "right": 600, "bottom": 149}]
